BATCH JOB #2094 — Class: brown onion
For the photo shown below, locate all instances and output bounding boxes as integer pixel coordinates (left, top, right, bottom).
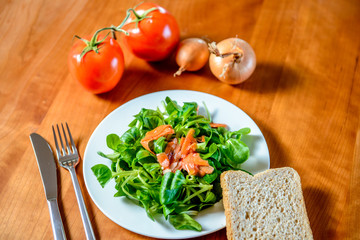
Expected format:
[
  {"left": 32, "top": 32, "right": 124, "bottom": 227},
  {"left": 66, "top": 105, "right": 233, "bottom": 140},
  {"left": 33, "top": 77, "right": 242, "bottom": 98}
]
[
  {"left": 208, "top": 37, "right": 256, "bottom": 84},
  {"left": 174, "top": 38, "right": 210, "bottom": 77}
]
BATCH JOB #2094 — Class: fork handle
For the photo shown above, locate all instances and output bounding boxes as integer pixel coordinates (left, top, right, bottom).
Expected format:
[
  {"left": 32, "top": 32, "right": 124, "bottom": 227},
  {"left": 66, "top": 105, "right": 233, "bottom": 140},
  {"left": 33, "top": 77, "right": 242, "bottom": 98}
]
[
  {"left": 69, "top": 166, "right": 96, "bottom": 240},
  {"left": 47, "top": 199, "right": 67, "bottom": 240}
]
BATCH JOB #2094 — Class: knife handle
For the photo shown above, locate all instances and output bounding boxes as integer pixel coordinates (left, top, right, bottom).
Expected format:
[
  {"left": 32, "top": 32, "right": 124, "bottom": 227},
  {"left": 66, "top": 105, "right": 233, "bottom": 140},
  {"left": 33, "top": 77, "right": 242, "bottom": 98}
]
[{"left": 47, "top": 199, "right": 67, "bottom": 240}]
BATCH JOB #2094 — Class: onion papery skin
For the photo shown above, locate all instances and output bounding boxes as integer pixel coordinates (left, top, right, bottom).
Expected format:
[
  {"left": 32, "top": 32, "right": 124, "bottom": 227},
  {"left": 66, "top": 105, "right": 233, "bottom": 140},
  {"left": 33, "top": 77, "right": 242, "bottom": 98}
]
[
  {"left": 174, "top": 38, "right": 210, "bottom": 76},
  {"left": 209, "top": 38, "right": 256, "bottom": 85}
]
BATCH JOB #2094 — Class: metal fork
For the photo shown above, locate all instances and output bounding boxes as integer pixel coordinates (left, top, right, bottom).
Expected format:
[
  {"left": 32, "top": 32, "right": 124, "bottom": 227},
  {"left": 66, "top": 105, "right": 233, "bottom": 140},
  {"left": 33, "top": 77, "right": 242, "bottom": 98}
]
[{"left": 52, "top": 123, "right": 95, "bottom": 240}]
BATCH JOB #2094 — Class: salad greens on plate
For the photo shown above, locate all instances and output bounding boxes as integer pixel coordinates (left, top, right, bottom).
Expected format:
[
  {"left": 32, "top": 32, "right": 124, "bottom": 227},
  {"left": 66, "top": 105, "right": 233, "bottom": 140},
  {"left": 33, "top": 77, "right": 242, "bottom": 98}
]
[{"left": 91, "top": 97, "right": 251, "bottom": 231}]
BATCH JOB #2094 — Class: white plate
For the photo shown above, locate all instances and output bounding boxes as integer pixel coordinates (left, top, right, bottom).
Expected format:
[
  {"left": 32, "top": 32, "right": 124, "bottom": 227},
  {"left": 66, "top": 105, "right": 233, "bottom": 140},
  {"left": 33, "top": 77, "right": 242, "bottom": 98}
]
[{"left": 83, "top": 90, "right": 270, "bottom": 239}]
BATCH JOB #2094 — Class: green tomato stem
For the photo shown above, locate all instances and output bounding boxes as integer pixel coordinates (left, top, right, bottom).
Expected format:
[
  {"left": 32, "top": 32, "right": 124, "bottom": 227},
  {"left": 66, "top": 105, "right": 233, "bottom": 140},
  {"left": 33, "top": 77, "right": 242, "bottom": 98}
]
[
  {"left": 75, "top": 5, "right": 157, "bottom": 58},
  {"left": 127, "top": 7, "right": 158, "bottom": 28},
  {"left": 76, "top": 9, "right": 132, "bottom": 58}
]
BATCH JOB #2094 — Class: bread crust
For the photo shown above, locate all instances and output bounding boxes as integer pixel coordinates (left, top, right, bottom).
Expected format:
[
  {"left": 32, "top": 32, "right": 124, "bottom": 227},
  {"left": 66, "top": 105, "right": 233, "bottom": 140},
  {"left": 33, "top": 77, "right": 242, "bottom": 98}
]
[
  {"left": 220, "top": 170, "right": 249, "bottom": 240},
  {"left": 220, "top": 167, "right": 313, "bottom": 240}
]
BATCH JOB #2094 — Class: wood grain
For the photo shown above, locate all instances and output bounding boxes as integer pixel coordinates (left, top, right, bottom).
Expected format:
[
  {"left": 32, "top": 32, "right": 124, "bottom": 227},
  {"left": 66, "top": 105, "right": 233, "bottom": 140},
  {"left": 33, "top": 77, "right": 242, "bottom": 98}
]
[{"left": 0, "top": 0, "right": 359, "bottom": 239}]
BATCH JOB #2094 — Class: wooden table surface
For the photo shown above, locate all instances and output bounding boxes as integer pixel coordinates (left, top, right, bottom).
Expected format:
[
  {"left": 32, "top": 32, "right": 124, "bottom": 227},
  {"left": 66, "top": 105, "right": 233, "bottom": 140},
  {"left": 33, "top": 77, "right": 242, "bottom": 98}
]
[{"left": 1, "top": 0, "right": 359, "bottom": 239}]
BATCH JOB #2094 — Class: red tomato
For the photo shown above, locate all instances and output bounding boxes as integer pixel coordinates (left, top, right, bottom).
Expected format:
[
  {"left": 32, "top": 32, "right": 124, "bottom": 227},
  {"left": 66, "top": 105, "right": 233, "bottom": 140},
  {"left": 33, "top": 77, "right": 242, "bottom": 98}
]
[
  {"left": 68, "top": 36, "right": 125, "bottom": 94},
  {"left": 122, "top": 3, "right": 180, "bottom": 62}
]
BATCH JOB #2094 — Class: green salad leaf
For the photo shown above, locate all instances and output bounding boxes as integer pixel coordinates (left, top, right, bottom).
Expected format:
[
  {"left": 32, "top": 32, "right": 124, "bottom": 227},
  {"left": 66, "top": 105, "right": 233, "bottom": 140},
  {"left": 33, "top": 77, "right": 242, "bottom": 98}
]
[
  {"left": 169, "top": 213, "right": 202, "bottom": 231},
  {"left": 92, "top": 97, "right": 251, "bottom": 231},
  {"left": 91, "top": 164, "right": 112, "bottom": 188}
]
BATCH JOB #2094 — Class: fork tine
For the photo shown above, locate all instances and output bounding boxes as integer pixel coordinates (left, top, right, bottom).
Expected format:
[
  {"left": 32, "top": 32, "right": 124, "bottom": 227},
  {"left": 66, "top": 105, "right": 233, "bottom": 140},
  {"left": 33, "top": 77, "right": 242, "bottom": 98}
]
[
  {"left": 52, "top": 125, "right": 61, "bottom": 158},
  {"left": 65, "top": 122, "right": 77, "bottom": 154},
  {"left": 61, "top": 123, "right": 71, "bottom": 154},
  {"left": 56, "top": 124, "right": 66, "bottom": 156}
]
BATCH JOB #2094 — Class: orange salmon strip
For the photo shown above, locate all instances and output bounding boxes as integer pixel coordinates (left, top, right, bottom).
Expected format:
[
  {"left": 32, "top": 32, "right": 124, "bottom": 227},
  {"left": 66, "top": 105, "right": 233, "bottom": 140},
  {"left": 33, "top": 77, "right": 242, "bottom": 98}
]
[
  {"left": 141, "top": 125, "right": 175, "bottom": 153},
  {"left": 182, "top": 153, "right": 211, "bottom": 166},
  {"left": 210, "top": 123, "right": 228, "bottom": 128},
  {"left": 180, "top": 128, "right": 196, "bottom": 157},
  {"left": 198, "top": 166, "right": 214, "bottom": 177},
  {"left": 156, "top": 152, "right": 170, "bottom": 168}
]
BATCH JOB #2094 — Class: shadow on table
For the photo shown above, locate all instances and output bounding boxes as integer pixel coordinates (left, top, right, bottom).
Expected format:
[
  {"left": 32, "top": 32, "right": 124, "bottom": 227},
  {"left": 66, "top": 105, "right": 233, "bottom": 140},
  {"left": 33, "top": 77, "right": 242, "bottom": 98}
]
[
  {"left": 98, "top": 60, "right": 301, "bottom": 106},
  {"left": 145, "top": 58, "right": 302, "bottom": 94},
  {"left": 146, "top": 53, "right": 178, "bottom": 75},
  {"left": 303, "top": 186, "right": 333, "bottom": 240},
  {"left": 98, "top": 64, "right": 215, "bottom": 105},
  {"left": 235, "top": 62, "right": 301, "bottom": 93},
  {"left": 95, "top": 66, "right": 158, "bottom": 104},
  {"left": 250, "top": 116, "right": 290, "bottom": 168}
]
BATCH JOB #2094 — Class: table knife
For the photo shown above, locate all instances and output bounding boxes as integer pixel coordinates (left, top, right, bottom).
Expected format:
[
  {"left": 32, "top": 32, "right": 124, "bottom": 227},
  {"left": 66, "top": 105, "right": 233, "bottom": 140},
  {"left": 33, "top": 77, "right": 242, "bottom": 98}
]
[{"left": 30, "top": 133, "right": 66, "bottom": 240}]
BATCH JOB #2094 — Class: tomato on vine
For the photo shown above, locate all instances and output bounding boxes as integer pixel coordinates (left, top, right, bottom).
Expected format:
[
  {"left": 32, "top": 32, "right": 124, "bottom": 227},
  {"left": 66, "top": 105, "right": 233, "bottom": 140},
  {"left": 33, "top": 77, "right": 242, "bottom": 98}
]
[
  {"left": 122, "top": 2, "right": 180, "bottom": 62},
  {"left": 68, "top": 35, "right": 125, "bottom": 94},
  {"left": 67, "top": 17, "right": 130, "bottom": 94},
  {"left": 68, "top": 3, "right": 180, "bottom": 94}
]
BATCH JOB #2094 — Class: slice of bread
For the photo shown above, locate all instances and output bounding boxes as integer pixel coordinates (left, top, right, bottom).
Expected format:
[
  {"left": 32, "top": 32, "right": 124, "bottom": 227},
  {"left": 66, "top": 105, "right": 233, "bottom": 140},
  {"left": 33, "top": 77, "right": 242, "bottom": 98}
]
[{"left": 220, "top": 167, "right": 313, "bottom": 240}]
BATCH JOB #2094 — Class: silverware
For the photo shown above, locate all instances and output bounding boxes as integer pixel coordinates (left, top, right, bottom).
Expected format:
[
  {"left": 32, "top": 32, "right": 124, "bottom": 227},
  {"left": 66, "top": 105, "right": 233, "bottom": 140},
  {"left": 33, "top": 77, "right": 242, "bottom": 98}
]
[
  {"left": 30, "top": 133, "right": 67, "bottom": 240},
  {"left": 52, "top": 123, "right": 95, "bottom": 240}
]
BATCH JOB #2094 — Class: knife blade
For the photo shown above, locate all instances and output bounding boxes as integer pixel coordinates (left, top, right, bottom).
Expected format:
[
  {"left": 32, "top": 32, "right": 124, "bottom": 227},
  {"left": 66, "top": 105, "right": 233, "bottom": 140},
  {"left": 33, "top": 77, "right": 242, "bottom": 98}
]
[{"left": 30, "top": 133, "right": 66, "bottom": 240}]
